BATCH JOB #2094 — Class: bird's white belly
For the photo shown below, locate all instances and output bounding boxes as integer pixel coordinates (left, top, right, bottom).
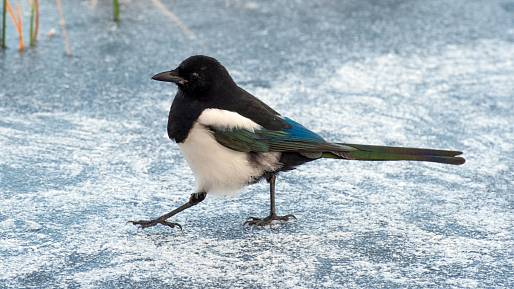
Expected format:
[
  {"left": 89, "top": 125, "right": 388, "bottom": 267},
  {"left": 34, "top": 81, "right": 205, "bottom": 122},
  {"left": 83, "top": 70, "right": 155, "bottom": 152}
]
[{"left": 178, "top": 122, "right": 280, "bottom": 196}]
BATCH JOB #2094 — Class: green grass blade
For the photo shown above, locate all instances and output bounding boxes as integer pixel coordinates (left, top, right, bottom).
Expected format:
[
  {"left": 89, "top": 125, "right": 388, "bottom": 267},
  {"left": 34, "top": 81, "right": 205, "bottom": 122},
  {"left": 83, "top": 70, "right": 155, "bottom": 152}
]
[
  {"left": 113, "top": 0, "right": 119, "bottom": 22},
  {"left": 2, "top": 0, "right": 6, "bottom": 48}
]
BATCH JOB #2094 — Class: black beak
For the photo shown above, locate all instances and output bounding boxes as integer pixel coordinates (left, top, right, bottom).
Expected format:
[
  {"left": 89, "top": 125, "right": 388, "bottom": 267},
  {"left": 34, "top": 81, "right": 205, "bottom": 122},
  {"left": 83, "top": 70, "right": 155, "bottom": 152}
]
[{"left": 152, "top": 69, "right": 187, "bottom": 85}]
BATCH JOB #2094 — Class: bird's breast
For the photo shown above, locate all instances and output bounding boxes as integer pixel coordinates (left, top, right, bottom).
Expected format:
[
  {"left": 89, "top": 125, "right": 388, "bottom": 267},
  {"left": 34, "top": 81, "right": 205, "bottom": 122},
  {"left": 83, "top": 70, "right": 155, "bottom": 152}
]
[
  {"left": 178, "top": 122, "right": 280, "bottom": 196},
  {"left": 167, "top": 92, "right": 204, "bottom": 143}
]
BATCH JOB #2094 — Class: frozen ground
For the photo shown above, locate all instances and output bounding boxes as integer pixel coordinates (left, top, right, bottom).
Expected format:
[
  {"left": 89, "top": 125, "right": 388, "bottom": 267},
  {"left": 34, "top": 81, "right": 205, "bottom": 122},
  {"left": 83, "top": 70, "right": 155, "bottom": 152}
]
[{"left": 1, "top": 0, "right": 513, "bottom": 288}]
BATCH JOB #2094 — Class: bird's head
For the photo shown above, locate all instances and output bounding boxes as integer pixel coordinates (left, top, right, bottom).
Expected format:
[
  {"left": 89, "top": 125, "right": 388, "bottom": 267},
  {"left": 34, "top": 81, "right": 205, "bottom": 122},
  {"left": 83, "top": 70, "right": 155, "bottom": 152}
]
[{"left": 152, "top": 55, "right": 232, "bottom": 96}]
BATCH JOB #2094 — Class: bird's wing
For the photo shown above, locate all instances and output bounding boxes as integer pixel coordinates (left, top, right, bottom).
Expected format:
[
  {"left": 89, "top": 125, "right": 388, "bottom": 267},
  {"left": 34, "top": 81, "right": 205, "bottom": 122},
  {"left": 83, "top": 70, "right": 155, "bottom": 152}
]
[{"left": 200, "top": 112, "right": 356, "bottom": 154}]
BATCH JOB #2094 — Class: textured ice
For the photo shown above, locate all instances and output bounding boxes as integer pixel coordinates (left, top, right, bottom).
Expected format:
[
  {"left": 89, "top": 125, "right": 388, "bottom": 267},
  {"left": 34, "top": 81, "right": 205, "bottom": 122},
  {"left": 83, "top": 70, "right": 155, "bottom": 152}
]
[{"left": 1, "top": 0, "right": 513, "bottom": 288}]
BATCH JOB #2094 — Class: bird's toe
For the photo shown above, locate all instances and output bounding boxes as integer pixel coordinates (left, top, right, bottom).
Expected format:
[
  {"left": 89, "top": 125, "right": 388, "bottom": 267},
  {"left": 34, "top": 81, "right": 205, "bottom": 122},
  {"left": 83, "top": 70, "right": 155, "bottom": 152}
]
[
  {"left": 129, "top": 219, "right": 182, "bottom": 230},
  {"left": 161, "top": 220, "right": 182, "bottom": 230},
  {"left": 243, "top": 214, "right": 296, "bottom": 227}
]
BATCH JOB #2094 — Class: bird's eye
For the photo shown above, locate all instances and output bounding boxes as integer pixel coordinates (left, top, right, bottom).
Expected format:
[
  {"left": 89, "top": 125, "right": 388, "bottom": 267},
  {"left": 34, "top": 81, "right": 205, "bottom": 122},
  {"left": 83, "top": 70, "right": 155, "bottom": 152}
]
[{"left": 191, "top": 72, "right": 200, "bottom": 79}]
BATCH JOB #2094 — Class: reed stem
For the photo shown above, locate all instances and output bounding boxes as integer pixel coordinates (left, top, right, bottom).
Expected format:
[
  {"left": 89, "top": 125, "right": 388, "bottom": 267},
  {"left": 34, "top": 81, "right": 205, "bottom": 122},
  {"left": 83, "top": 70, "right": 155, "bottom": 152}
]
[
  {"left": 2, "top": 0, "right": 6, "bottom": 48},
  {"left": 55, "top": 0, "right": 71, "bottom": 56},
  {"left": 151, "top": 0, "right": 197, "bottom": 40},
  {"left": 29, "top": 0, "right": 34, "bottom": 47},
  {"left": 34, "top": 0, "right": 39, "bottom": 44},
  {"left": 6, "top": 0, "right": 23, "bottom": 51},
  {"left": 113, "top": 0, "right": 119, "bottom": 22}
]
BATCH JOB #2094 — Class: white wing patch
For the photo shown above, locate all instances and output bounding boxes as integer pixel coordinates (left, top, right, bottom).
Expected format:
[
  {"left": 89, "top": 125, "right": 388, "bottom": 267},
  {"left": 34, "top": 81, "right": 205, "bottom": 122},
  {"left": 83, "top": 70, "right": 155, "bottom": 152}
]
[{"left": 197, "top": 108, "right": 262, "bottom": 131}]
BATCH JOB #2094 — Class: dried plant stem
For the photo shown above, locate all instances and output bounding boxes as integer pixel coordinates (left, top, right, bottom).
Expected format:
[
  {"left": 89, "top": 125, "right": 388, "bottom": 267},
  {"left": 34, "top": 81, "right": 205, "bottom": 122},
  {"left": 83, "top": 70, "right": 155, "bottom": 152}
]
[
  {"left": 55, "top": 0, "right": 71, "bottom": 56},
  {"left": 2, "top": 0, "right": 6, "bottom": 48},
  {"left": 29, "top": 0, "right": 34, "bottom": 47},
  {"left": 151, "top": 0, "right": 196, "bottom": 40},
  {"left": 6, "top": 0, "right": 23, "bottom": 51},
  {"left": 113, "top": 0, "right": 119, "bottom": 22},
  {"left": 14, "top": 1, "right": 22, "bottom": 50},
  {"left": 33, "top": 0, "right": 39, "bottom": 46}
]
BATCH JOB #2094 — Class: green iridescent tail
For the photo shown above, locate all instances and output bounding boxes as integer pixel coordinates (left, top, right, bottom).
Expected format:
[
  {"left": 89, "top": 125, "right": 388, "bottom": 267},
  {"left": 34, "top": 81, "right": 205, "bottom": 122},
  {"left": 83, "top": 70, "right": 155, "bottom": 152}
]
[{"left": 325, "top": 143, "right": 465, "bottom": 165}]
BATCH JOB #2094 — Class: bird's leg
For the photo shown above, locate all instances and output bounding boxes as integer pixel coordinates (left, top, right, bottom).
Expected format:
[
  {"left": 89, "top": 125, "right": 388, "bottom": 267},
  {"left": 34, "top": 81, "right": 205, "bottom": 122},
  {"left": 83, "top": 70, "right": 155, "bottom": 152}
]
[
  {"left": 245, "top": 175, "right": 296, "bottom": 227},
  {"left": 130, "top": 192, "right": 206, "bottom": 230}
]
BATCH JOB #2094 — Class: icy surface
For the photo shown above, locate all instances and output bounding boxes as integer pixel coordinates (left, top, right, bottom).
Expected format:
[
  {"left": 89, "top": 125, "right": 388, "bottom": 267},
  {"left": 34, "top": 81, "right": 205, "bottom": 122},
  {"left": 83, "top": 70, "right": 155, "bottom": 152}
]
[{"left": 1, "top": 0, "right": 513, "bottom": 288}]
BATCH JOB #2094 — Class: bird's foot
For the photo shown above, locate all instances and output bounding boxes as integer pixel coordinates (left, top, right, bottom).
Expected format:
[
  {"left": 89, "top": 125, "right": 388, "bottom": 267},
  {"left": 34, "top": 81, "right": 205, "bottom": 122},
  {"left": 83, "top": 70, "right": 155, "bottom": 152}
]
[
  {"left": 244, "top": 214, "right": 296, "bottom": 227},
  {"left": 129, "top": 218, "right": 182, "bottom": 230}
]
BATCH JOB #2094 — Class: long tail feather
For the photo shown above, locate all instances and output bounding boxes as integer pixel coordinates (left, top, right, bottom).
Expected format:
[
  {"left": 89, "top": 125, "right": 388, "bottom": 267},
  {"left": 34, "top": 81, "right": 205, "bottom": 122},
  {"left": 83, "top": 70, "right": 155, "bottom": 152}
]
[{"left": 327, "top": 143, "right": 465, "bottom": 165}]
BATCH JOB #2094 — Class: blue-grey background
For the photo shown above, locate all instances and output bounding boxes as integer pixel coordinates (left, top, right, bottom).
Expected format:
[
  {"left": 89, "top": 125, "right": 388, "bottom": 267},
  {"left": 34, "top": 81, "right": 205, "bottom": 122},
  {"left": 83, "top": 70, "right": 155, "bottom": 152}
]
[{"left": 1, "top": 0, "right": 513, "bottom": 288}]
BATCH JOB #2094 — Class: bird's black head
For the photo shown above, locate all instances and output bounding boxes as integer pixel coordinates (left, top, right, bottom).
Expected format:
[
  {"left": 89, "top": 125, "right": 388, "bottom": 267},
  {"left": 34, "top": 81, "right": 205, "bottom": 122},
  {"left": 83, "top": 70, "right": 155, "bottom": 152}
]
[{"left": 152, "top": 55, "right": 233, "bottom": 96}]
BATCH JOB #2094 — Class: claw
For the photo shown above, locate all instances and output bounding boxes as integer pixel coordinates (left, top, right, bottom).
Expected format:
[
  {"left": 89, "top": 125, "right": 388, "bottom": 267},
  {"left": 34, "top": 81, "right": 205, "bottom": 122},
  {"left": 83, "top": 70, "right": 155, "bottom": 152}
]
[
  {"left": 162, "top": 220, "right": 183, "bottom": 230},
  {"left": 243, "top": 218, "right": 259, "bottom": 226}
]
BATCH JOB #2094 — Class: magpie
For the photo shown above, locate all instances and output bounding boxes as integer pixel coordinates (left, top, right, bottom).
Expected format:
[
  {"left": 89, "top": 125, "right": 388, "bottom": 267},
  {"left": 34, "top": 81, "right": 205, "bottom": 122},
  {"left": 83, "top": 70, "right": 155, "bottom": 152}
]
[{"left": 130, "top": 55, "right": 465, "bottom": 229}]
